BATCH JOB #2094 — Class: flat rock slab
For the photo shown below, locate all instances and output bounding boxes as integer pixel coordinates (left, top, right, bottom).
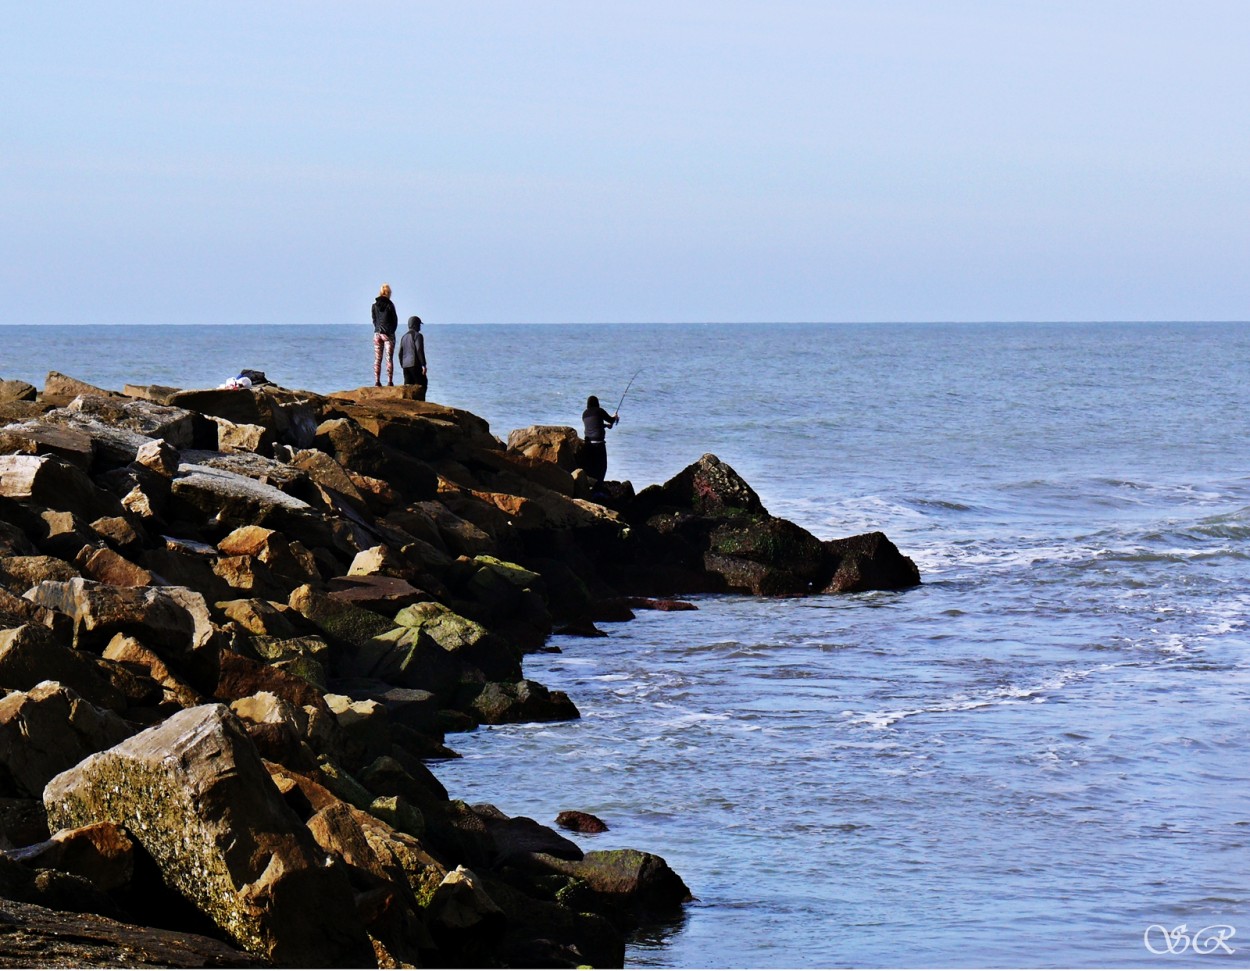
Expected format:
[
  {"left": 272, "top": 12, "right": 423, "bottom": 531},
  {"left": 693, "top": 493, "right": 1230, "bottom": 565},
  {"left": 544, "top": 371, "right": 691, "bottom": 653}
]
[{"left": 0, "top": 896, "right": 264, "bottom": 968}]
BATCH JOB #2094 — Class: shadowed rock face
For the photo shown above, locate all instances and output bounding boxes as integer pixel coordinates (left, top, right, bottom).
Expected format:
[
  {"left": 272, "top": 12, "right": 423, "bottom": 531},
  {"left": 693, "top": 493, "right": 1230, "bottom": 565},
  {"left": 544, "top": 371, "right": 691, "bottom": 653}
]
[
  {"left": 43, "top": 704, "right": 375, "bottom": 968},
  {"left": 0, "top": 896, "right": 264, "bottom": 968},
  {"left": 610, "top": 453, "right": 921, "bottom": 596}
]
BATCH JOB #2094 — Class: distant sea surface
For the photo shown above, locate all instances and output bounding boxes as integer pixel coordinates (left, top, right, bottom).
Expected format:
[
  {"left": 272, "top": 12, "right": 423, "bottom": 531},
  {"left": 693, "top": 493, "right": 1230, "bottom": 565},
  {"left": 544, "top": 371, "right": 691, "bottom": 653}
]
[{"left": 3, "top": 321, "right": 1249, "bottom": 967}]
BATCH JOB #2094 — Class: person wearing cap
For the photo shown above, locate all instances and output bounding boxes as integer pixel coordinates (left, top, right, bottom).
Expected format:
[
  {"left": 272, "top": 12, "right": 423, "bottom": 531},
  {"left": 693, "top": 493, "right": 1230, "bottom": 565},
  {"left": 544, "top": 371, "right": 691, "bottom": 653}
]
[{"left": 399, "top": 315, "right": 428, "bottom": 399}]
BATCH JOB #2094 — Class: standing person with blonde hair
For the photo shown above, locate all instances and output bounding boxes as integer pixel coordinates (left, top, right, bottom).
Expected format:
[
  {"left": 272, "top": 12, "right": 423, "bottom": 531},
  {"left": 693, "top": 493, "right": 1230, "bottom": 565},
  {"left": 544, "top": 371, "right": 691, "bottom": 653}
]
[{"left": 371, "top": 283, "right": 398, "bottom": 386}]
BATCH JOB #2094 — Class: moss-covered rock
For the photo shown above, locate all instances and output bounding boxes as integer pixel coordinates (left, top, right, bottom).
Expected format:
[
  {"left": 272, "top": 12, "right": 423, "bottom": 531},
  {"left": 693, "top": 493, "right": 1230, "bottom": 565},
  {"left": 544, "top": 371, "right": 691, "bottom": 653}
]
[{"left": 43, "top": 704, "right": 374, "bottom": 967}]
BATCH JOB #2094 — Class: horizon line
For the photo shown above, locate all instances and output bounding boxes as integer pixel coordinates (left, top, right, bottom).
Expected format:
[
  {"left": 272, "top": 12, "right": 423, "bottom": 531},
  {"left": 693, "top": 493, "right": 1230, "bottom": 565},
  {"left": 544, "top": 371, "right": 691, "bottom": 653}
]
[{"left": 1, "top": 319, "right": 1248, "bottom": 327}]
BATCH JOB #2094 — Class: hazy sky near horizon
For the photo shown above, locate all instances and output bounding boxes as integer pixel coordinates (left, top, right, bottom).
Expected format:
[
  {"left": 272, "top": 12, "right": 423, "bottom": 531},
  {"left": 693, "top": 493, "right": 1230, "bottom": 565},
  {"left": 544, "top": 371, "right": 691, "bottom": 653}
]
[{"left": 3, "top": 2, "right": 1248, "bottom": 325}]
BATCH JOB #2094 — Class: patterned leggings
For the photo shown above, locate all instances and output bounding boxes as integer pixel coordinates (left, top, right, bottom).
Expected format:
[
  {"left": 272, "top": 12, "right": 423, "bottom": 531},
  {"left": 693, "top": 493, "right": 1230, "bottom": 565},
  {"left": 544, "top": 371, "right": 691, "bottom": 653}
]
[{"left": 373, "top": 333, "right": 394, "bottom": 383}]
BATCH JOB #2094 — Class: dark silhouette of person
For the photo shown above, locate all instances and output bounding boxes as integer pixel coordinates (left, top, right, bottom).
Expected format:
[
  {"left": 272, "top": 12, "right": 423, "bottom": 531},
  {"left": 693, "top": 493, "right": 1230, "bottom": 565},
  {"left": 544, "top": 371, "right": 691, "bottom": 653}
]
[
  {"left": 581, "top": 395, "right": 619, "bottom": 482},
  {"left": 399, "top": 316, "right": 427, "bottom": 398}
]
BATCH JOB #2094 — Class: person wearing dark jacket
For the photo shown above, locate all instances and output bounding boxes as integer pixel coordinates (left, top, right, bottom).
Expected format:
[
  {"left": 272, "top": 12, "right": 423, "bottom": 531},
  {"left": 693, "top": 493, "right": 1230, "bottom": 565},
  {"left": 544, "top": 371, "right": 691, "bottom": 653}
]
[
  {"left": 580, "top": 395, "right": 619, "bottom": 482},
  {"left": 398, "top": 316, "right": 428, "bottom": 399},
  {"left": 371, "top": 283, "right": 398, "bottom": 386}
]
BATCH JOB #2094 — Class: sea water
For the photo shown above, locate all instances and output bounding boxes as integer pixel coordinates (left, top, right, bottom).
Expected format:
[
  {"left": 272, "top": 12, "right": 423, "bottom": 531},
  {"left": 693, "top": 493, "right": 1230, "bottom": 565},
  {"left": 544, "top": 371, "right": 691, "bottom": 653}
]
[{"left": 2, "top": 321, "right": 1248, "bottom": 967}]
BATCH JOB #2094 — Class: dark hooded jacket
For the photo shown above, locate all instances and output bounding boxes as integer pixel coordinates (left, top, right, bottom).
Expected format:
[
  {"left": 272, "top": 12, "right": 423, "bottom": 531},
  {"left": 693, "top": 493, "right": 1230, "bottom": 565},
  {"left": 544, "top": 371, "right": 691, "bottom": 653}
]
[
  {"left": 399, "top": 317, "right": 426, "bottom": 370},
  {"left": 372, "top": 295, "right": 398, "bottom": 336}
]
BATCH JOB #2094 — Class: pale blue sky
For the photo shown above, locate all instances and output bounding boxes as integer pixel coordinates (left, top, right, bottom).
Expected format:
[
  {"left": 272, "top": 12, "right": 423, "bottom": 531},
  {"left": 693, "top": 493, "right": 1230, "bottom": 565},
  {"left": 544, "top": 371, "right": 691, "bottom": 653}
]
[{"left": 3, "top": 2, "right": 1247, "bottom": 324}]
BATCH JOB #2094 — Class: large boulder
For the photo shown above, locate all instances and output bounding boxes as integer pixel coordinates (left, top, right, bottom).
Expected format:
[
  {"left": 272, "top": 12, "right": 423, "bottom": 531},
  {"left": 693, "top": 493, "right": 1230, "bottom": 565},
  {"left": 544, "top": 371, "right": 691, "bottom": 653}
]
[
  {"left": 24, "top": 578, "right": 217, "bottom": 658},
  {"left": 391, "top": 601, "right": 521, "bottom": 683},
  {"left": 461, "top": 679, "right": 580, "bottom": 725},
  {"left": 532, "top": 847, "right": 693, "bottom": 921},
  {"left": 823, "top": 531, "right": 921, "bottom": 592},
  {"left": 64, "top": 395, "right": 198, "bottom": 449},
  {"left": 506, "top": 425, "right": 583, "bottom": 471},
  {"left": 43, "top": 704, "right": 375, "bottom": 967},
  {"left": 634, "top": 453, "right": 766, "bottom": 518},
  {"left": 169, "top": 464, "right": 336, "bottom": 552},
  {"left": 702, "top": 515, "right": 831, "bottom": 595},
  {"left": 167, "top": 387, "right": 321, "bottom": 450}
]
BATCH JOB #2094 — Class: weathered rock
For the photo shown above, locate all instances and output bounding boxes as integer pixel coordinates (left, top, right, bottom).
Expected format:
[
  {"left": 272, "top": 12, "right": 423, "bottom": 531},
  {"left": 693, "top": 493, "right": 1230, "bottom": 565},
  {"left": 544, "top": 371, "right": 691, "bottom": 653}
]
[
  {"left": 324, "top": 694, "right": 391, "bottom": 769},
  {"left": 215, "top": 598, "right": 302, "bottom": 639},
  {"left": 287, "top": 583, "right": 395, "bottom": 650},
  {"left": 122, "top": 383, "right": 182, "bottom": 404},
  {"left": 213, "top": 418, "right": 274, "bottom": 455},
  {"left": 229, "top": 691, "right": 314, "bottom": 768},
  {"left": 43, "top": 704, "right": 375, "bottom": 966},
  {"left": 506, "top": 424, "right": 585, "bottom": 467},
  {"left": 286, "top": 448, "right": 367, "bottom": 510},
  {"left": 0, "top": 453, "right": 125, "bottom": 521},
  {"left": 325, "top": 393, "right": 500, "bottom": 459},
  {"left": 462, "top": 679, "right": 580, "bottom": 725},
  {"left": 66, "top": 395, "right": 197, "bottom": 449},
  {"left": 0, "top": 624, "right": 129, "bottom": 712},
  {"left": 327, "top": 574, "right": 428, "bottom": 613},
  {"left": 0, "top": 421, "right": 95, "bottom": 470},
  {"left": 427, "top": 864, "right": 505, "bottom": 937},
  {"left": 0, "top": 682, "right": 136, "bottom": 798},
  {"left": 0, "top": 795, "right": 50, "bottom": 846},
  {"left": 0, "top": 520, "right": 36, "bottom": 558},
  {"left": 702, "top": 515, "right": 830, "bottom": 595},
  {"left": 215, "top": 525, "right": 319, "bottom": 587},
  {"left": 302, "top": 799, "right": 445, "bottom": 956},
  {"left": 473, "top": 806, "right": 582, "bottom": 866},
  {"left": 823, "top": 530, "right": 921, "bottom": 592},
  {"left": 532, "top": 847, "right": 693, "bottom": 920},
  {"left": 26, "top": 508, "right": 100, "bottom": 561},
  {"left": 134, "top": 437, "right": 180, "bottom": 476},
  {"left": 24, "top": 578, "right": 217, "bottom": 658},
  {"left": 556, "top": 810, "right": 609, "bottom": 834},
  {"left": 313, "top": 416, "right": 440, "bottom": 502},
  {"left": 327, "top": 679, "right": 442, "bottom": 735},
  {"left": 346, "top": 544, "right": 405, "bottom": 578},
  {"left": 478, "top": 874, "right": 625, "bottom": 969},
  {"left": 214, "top": 651, "right": 328, "bottom": 712},
  {"left": 7, "top": 821, "right": 135, "bottom": 892},
  {"left": 81, "top": 546, "right": 156, "bottom": 587},
  {"left": 170, "top": 464, "right": 335, "bottom": 552},
  {"left": 36, "top": 413, "right": 162, "bottom": 469},
  {"left": 0, "top": 896, "right": 264, "bottom": 968},
  {"left": 635, "top": 452, "right": 766, "bottom": 518},
  {"left": 0, "top": 379, "right": 38, "bottom": 402},
  {"left": 42, "top": 372, "right": 123, "bottom": 403},
  {"left": 102, "top": 633, "right": 205, "bottom": 710},
  {"left": 373, "top": 601, "right": 522, "bottom": 689},
  {"left": 210, "top": 554, "right": 284, "bottom": 599},
  {"left": 0, "top": 554, "right": 80, "bottom": 595},
  {"left": 367, "top": 794, "right": 425, "bottom": 839}
]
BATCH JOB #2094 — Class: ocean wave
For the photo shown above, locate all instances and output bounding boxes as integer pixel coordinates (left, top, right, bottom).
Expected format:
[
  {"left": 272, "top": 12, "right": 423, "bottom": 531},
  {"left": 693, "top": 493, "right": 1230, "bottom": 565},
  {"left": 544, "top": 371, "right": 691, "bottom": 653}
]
[{"left": 850, "top": 667, "right": 1102, "bottom": 730}]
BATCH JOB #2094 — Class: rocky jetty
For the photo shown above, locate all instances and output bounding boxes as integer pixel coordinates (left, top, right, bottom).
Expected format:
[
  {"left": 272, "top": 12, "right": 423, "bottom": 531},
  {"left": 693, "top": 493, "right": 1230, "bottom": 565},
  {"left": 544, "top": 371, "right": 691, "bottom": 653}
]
[{"left": 0, "top": 372, "right": 918, "bottom": 967}]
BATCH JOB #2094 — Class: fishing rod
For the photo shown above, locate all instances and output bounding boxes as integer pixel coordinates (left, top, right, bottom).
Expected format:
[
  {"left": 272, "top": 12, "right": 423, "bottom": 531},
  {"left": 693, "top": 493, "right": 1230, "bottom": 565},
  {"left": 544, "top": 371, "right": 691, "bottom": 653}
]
[{"left": 614, "top": 367, "right": 643, "bottom": 417}]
